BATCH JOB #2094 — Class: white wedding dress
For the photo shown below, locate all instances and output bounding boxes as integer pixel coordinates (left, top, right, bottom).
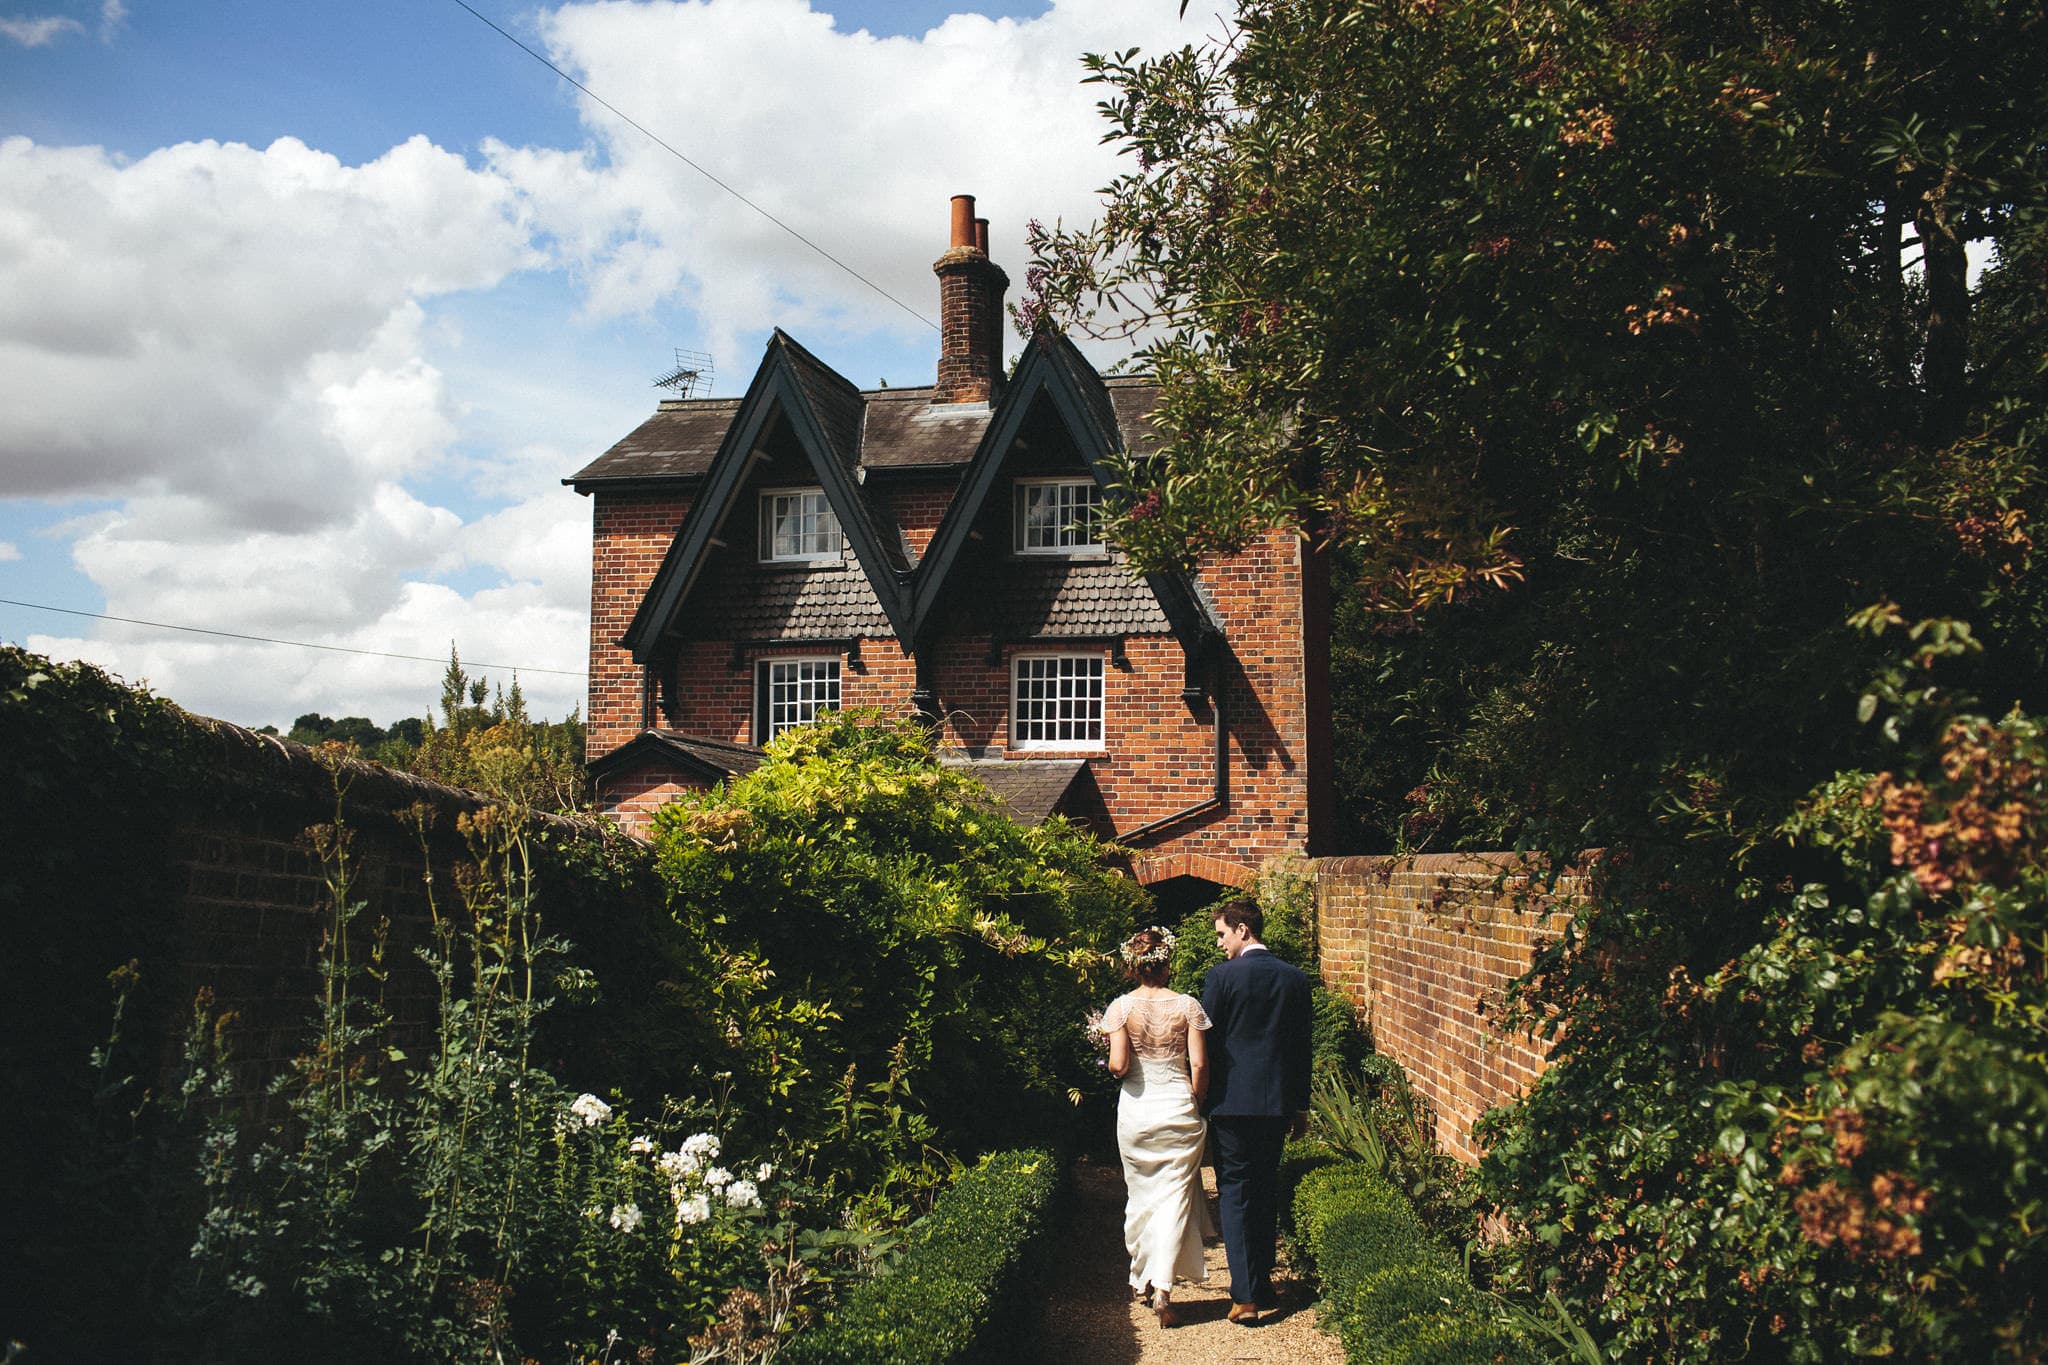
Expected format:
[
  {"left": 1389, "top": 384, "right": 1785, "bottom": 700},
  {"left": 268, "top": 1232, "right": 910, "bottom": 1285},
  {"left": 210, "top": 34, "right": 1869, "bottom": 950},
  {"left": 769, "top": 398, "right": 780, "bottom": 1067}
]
[{"left": 1104, "top": 991, "right": 1213, "bottom": 1297}]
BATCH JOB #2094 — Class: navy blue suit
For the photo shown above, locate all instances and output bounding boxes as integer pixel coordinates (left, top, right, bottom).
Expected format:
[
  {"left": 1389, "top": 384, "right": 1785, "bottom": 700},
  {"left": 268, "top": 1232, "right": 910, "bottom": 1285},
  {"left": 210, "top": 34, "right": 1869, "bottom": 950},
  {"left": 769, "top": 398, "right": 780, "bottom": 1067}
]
[{"left": 1202, "top": 946, "right": 1313, "bottom": 1306}]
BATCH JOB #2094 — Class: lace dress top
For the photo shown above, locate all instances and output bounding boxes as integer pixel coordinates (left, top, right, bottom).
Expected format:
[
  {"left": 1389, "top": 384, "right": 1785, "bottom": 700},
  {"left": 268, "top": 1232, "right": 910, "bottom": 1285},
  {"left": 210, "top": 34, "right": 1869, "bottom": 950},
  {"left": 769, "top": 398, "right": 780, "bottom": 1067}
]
[{"left": 1103, "top": 992, "right": 1211, "bottom": 1062}]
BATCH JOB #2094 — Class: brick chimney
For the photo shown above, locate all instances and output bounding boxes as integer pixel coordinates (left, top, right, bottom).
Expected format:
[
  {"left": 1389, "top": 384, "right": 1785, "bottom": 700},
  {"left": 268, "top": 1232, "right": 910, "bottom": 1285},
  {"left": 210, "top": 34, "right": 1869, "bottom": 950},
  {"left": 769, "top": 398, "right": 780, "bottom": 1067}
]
[{"left": 932, "top": 194, "right": 1008, "bottom": 405}]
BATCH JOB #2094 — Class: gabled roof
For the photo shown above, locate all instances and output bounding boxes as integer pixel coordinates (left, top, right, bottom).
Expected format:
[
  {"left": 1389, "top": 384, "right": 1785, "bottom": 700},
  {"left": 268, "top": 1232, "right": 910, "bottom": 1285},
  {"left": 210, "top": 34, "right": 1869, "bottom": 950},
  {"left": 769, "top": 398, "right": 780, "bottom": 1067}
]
[
  {"left": 948, "top": 758, "right": 1092, "bottom": 825},
  {"left": 584, "top": 729, "right": 765, "bottom": 784},
  {"left": 908, "top": 330, "right": 1222, "bottom": 651},
  {"left": 620, "top": 331, "right": 913, "bottom": 663}
]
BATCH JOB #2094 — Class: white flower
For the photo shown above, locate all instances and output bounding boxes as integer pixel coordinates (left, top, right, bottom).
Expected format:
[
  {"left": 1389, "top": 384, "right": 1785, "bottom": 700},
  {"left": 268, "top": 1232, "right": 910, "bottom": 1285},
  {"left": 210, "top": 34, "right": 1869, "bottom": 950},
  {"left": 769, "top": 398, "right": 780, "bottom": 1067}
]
[
  {"left": 566, "top": 1093, "right": 613, "bottom": 1128},
  {"left": 703, "top": 1166, "right": 732, "bottom": 1188},
  {"left": 756, "top": 1163, "right": 774, "bottom": 1182},
  {"left": 628, "top": 1135, "right": 656, "bottom": 1155},
  {"left": 676, "top": 1192, "right": 711, "bottom": 1227},
  {"left": 656, "top": 1151, "right": 690, "bottom": 1183},
  {"left": 681, "top": 1132, "right": 720, "bottom": 1165},
  {"left": 609, "top": 1202, "right": 643, "bottom": 1233},
  {"left": 725, "top": 1180, "right": 761, "bottom": 1209}
]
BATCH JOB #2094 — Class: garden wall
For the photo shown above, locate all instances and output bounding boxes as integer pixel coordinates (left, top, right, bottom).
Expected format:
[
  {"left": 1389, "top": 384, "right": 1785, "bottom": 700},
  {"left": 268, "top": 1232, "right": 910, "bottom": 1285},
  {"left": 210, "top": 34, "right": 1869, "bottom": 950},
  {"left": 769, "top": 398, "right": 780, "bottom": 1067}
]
[
  {"left": 154, "top": 718, "right": 558, "bottom": 1108},
  {"left": 1315, "top": 854, "right": 1581, "bottom": 1163}
]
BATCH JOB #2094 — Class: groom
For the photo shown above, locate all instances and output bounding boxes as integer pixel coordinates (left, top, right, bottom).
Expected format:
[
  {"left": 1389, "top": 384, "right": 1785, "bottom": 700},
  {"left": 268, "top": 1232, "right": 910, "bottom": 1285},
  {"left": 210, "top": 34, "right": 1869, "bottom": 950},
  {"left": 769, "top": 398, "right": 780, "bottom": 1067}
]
[{"left": 1201, "top": 897, "right": 1312, "bottom": 1325}]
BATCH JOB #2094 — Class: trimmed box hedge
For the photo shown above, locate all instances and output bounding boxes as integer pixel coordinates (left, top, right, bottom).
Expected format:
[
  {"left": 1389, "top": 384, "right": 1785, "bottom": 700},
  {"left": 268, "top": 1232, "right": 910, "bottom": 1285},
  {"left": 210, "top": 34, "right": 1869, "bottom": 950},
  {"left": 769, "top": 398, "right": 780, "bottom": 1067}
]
[
  {"left": 1293, "top": 1162, "right": 1542, "bottom": 1365},
  {"left": 784, "top": 1148, "right": 1060, "bottom": 1365}
]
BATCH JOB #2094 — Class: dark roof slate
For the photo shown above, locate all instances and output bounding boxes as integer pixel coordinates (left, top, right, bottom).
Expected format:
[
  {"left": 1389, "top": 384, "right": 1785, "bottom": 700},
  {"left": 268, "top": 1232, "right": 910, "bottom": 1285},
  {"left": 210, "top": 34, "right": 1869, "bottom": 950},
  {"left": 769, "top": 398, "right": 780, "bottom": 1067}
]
[
  {"left": 566, "top": 400, "right": 742, "bottom": 486},
  {"left": 939, "top": 556, "right": 1172, "bottom": 638},
  {"left": 675, "top": 562, "right": 894, "bottom": 639},
  {"left": 945, "top": 758, "right": 1089, "bottom": 825},
  {"left": 584, "top": 729, "right": 765, "bottom": 783},
  {"left": 566, "top": 378, "right": 1155, "bottom": 491},
  {"left": 860, "top": 389, "right": 994, "bottom": 469}
]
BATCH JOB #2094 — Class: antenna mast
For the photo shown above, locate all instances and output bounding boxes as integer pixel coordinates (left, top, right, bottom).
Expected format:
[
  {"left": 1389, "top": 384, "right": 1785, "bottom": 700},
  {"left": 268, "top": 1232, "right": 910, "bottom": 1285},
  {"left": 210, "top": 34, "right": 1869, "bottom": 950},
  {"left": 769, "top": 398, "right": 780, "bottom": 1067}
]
[{"left": 653, "top": 348, "right": 714, "bottom": 400}]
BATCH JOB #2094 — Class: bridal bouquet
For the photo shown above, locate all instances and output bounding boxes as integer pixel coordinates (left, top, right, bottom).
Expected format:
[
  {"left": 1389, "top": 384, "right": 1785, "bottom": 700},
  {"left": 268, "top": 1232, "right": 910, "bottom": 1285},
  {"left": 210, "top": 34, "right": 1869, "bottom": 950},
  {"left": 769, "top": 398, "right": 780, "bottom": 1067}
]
[{"left": 1082, "top": 1007, "right": 1110, "bottom": 1056}]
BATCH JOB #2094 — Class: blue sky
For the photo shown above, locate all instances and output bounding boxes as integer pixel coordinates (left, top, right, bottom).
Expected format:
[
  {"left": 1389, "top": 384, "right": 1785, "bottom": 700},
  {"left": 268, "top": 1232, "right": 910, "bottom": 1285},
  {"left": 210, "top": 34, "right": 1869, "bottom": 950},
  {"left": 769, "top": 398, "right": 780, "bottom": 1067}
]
[{"left": 0, "top": 0, "right": 1199, "bottom": 728}]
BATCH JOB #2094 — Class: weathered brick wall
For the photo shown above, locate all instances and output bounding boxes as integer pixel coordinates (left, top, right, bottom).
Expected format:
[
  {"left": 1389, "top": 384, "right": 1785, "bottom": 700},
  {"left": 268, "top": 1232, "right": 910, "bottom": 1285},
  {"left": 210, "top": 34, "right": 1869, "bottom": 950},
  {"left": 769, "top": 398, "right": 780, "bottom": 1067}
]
[
  {"left": 1316, "top": 853, "right": 1581, "bottom": 1164},
  {"left": 587, "top": 490, "right": 691, "bottom": 758},
  {"left": 153, "top": 719, "right": 584, "bottom": 1109},
  {"left": 594, "top": 524, "right": 1327, "bottom": 867}
]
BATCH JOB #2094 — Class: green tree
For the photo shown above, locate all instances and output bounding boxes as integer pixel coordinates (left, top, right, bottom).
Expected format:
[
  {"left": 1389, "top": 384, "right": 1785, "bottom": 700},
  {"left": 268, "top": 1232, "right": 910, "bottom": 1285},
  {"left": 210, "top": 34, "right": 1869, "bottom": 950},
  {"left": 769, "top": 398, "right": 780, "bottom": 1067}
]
[{"left": 1029, "top": 1, "right": 2048, "bottom": 1357}]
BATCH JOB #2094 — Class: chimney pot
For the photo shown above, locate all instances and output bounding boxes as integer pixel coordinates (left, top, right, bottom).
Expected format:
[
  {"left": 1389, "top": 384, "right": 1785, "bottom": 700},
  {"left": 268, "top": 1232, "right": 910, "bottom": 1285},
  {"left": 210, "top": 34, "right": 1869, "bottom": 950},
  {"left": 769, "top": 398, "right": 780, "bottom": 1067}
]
[{"left": 933, "top": 194, "right": 1008, "bottom": 405}]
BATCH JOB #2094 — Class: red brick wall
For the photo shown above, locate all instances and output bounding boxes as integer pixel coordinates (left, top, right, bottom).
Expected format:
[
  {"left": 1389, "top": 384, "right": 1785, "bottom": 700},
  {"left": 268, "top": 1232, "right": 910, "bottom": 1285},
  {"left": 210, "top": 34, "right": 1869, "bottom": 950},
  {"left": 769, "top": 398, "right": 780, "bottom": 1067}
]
[
  {"left": 587, "top": 490, "right": 691, "bottom": 759},
  {"left": 889, "top": 485, "right": 955, "bottom": 560},
  {"left": 593, "top": 517, "right": 1325, "bottom": 867},
  {"left": 1316, "top": 854, "right": 1580, "bottom": 1164}
]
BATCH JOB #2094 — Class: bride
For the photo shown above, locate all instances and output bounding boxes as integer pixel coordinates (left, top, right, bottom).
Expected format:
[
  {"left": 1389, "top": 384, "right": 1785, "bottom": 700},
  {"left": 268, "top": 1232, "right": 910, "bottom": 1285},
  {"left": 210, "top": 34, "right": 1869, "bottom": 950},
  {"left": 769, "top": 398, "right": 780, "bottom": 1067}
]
[{"left": 1101, "top": 925, "right": 1211, "bottom": 1328}]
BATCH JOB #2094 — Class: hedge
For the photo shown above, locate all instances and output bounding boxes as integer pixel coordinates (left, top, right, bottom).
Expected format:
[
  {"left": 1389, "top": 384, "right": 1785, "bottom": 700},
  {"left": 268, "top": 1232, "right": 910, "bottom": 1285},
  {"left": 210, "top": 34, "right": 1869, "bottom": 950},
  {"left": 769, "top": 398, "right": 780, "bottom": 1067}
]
[
  {"left": 785, "top": 1148, "right": 1061, "bottom": 1364},
  {"left": 1293, "top": 1163, "right": 1542, "bottom": 1365}
]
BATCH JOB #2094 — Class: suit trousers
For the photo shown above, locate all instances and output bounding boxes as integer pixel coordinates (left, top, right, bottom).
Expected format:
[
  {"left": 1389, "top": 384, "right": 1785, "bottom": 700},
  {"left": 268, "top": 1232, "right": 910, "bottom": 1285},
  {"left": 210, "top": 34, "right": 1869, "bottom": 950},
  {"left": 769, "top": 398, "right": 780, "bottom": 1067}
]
[{"left": 1209, "top": 1114, "right": 1288, "bottom": 1305}]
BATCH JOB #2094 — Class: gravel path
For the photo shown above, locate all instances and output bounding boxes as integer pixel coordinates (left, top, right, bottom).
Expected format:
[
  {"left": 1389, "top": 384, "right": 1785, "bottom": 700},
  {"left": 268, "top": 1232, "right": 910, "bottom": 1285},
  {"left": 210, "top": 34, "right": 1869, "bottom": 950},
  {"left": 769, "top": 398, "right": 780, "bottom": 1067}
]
[{"left": 1028, "top": 1155, "right": 1347, "bottom": 1364}]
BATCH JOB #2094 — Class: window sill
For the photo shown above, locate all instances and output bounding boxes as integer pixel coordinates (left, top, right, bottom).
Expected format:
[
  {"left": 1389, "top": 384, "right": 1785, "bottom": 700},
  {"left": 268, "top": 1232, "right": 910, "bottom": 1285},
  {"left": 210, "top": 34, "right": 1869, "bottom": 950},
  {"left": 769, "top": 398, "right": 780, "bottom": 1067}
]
[{"left": 755, "top": 558, "right": 849, "bottom": 573}]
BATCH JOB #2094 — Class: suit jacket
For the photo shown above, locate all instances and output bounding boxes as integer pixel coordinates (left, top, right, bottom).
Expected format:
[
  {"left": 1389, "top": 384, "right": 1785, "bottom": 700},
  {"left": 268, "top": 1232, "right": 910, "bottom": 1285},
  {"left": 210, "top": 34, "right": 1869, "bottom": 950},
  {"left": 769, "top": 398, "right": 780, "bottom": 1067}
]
[{"left": 1201, "top": 947, "right": 1313, "bottom": 1118}]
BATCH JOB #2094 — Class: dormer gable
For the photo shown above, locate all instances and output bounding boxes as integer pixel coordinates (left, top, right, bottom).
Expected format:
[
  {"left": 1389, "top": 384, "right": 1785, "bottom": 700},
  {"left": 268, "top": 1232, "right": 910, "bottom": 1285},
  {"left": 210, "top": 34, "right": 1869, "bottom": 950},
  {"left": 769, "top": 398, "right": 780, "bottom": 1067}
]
[
  {"left": 909, "top": 331, "right": 1222, "bottom": 657},
  {"left": 620, "top": 330, "right": 912, "bottom": 664}
]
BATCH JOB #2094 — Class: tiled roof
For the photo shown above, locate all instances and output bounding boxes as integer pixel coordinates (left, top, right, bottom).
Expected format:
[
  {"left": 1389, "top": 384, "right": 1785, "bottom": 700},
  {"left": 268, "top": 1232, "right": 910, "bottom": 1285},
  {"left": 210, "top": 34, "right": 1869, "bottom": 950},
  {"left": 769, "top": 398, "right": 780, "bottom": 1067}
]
[
  {"left": 566, "top": 379, "right": 1158, "bottom": 489},
  {"left": 861, "top": 388, "right": 995, "bottom": 469},
  {"left": 566, "top": 399, "right": 742, "bottom": 486},
  {"left": 584, "top": 729, "right": 765, "bottom": 782},
  {"left": 944, "top": 758, "right": 1090, "bottom": 825},
  {"left": 675, "top": 559, "right": 894, "bottom": 639},
  {"left": 981, "top": 557, "right": 1173, "bottom": 637}
]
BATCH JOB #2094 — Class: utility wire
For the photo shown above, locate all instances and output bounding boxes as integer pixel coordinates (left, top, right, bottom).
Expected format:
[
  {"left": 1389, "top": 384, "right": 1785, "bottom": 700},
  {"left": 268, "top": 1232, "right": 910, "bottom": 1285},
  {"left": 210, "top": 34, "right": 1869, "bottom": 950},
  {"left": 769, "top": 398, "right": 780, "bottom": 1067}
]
[
  {"left": 447, "top": 0, "right": 940, "bottom": 333},
  {"left": 0, "top": 597, "right": 587, "bottom": 678}
]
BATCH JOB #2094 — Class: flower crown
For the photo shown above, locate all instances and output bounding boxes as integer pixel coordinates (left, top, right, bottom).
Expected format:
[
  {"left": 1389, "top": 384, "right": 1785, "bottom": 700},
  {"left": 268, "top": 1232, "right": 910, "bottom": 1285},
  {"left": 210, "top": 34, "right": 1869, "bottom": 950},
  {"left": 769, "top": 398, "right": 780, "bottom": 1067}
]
[{"left": 1119, "top": 925, "right": 1176, "bottom": 967}]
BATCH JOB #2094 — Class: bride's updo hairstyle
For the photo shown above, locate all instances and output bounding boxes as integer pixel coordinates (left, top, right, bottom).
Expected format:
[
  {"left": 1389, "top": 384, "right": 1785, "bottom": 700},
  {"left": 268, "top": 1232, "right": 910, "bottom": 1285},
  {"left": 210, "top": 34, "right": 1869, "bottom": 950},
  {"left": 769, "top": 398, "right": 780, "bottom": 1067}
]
[{"left": 1119, "top": 926, "right": 1176, "bottom": 988}]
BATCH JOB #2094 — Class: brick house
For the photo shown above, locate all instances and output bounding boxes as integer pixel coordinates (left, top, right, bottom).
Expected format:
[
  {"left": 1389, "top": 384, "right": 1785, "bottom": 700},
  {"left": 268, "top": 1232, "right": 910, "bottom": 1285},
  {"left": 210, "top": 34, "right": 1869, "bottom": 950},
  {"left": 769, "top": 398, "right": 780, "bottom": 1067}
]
[{"left": 566, "top": 196, "right": 1333, "bottom": 903}]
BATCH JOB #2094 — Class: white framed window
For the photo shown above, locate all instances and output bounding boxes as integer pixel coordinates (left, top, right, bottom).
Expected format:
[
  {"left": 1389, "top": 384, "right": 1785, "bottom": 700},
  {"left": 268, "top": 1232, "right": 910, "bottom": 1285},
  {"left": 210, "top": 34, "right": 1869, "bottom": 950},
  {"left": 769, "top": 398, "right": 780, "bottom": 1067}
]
[
  {"left": 1014, "top": 477, "right": 1104, "bottom": 554},
  {"left": 1011, "top": 653, "right": 1106, "bottom": 749},
  {"left": 760, "top": 487, "right": 842, "bottom": 562},
  {"left": 755, "top": 657, "right": 841, "bottom": 741}
]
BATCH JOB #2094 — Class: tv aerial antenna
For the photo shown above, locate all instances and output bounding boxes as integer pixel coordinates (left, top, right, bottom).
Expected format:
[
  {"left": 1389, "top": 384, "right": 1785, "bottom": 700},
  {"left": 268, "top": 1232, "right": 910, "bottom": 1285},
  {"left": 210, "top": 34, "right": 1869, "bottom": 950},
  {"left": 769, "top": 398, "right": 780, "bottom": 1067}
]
[{"left": 653, "top": 348, "right": 714, "bottom": 400}]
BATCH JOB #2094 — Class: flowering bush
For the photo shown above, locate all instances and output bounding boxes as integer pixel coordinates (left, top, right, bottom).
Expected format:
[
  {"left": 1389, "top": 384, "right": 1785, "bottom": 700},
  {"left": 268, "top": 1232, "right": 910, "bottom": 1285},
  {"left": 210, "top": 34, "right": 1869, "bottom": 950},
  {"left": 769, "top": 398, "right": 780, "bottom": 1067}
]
[
  {"left": 178, "top": 779, "right": 838, "bottom": 1363},
  {"left": 648, "top": 712, "right": 1145, "bottom": 1187}
]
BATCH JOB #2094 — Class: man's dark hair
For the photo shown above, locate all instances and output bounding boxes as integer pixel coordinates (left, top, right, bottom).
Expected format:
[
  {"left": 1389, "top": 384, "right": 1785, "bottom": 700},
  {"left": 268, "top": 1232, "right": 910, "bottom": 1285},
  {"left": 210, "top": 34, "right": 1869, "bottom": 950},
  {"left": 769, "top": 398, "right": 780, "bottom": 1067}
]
[{"left": 1213, "top": 897, "right": 1264, "bottom": 942}]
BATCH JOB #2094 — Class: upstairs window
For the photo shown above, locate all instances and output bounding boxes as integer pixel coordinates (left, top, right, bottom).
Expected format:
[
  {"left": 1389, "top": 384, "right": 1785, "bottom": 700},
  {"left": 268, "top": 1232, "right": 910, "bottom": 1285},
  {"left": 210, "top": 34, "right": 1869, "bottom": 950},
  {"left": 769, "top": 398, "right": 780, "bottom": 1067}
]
[
  {"left": 761, "top": 487, "right": 842, "bottom": 562},
  {"left": 1014, "top": 477, "right": 1103, "bottom": 554},
  {"left": 1011, "top": 653, "right": 1106, "bottom": 749},
  {"left": 756, "top": 657, "right": 840, "bottom": 741}
]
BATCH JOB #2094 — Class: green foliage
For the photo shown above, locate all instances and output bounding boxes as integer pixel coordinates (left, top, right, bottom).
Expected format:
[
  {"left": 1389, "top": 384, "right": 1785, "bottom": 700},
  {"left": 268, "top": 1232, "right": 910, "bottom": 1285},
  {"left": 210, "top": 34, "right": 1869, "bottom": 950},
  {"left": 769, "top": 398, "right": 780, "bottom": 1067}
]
[
  {"left": 782, "top": 1148, "right": 1061, "bottom": 1365},
  {"left": 0, "top": 647, "right": 198, "bottom": 1353},
  {"left": 1294, "top": 1162, "right": 1541, "bottom": 1365},
  {"left": 178, "top": 781, "right": 822, "bottom": 1362},
  {"left": 648, "top": 711, "right": 1145, "bottom": 1184},
  {"left": 1036, "top": 3, "right": 2048, "bottom": 1358},
  {"left": 406, "top": 643, "right": 587, "bottom": 809},
  {"left": 1478, "top": 634, "right": 2048, "bottom": 1361}
]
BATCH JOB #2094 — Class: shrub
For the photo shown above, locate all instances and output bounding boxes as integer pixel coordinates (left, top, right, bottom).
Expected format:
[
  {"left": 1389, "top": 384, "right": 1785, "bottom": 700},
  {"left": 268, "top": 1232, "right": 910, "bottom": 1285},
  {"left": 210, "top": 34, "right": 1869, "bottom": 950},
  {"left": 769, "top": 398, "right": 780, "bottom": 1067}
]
[
  {"left": 784, "top": 1148, "right": 1060, "bottom": 1365},
  {"left": 648, "top": 712, "right": 1144, "bottom": 1184},
  {"left": 1295, "top": 1162, "right": 1541, "bottom": 1365}
]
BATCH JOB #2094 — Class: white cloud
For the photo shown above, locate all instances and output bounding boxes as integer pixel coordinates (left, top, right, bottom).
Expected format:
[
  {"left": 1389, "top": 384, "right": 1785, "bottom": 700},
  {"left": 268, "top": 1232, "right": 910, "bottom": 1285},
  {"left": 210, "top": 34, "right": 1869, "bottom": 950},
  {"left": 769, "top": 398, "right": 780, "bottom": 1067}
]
[
  {"left": 4, "top": 1, "right": 1194, "bottom": 730},
  {"left": 0, "top": 14, "right": 82, "bottom": 45},
  {"left": 499, "top": 0, "right": 1202, "bottom": 366},
  {"left": 0, "top": 540, "right": 20, "bottom": 560}
]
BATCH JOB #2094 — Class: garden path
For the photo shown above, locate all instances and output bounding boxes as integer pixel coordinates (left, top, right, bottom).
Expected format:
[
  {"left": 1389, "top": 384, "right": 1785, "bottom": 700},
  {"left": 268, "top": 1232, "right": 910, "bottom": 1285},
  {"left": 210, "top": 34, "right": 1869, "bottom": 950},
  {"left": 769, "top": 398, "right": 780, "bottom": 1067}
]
[{"left": 1029, "top": 1155, "right": 1345, "bottom": 1364}]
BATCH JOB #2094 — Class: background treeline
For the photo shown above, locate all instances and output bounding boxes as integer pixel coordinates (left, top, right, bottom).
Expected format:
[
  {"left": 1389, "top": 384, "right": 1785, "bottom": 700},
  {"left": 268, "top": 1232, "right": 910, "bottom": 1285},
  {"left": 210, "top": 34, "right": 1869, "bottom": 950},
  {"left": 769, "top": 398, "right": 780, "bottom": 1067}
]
[{"left": 263, "top": 645, "right": 588, "bottom": 809}]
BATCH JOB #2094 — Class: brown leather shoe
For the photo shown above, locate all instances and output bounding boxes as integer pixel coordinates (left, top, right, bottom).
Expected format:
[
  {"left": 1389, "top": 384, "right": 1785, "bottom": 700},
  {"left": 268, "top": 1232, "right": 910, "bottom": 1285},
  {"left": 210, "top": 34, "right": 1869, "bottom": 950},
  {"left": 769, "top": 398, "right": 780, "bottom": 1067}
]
[
  {"left": 1155, "top": 1299, "right": 1181, "bottom": 1328},
  {"left": 1227, "top": 1301, "right": 1260, "bottom": 1325}
]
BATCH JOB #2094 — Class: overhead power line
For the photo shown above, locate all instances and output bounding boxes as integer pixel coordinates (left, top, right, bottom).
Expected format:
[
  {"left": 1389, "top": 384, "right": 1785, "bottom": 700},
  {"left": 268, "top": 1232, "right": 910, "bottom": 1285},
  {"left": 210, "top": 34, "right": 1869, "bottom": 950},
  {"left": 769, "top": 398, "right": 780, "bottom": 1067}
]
[
  {"left": 0, "top": 597, "right": 587, "bottom": 678},
  {"left": 447, "top": 0, "right": 940, "bottom": 333}
]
